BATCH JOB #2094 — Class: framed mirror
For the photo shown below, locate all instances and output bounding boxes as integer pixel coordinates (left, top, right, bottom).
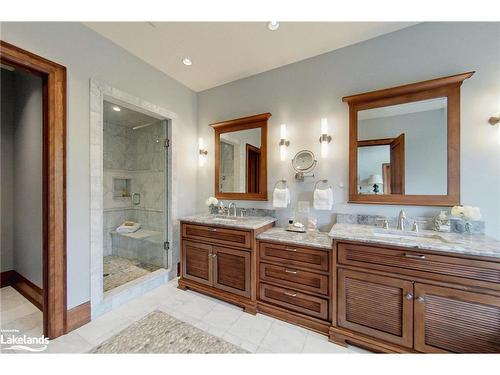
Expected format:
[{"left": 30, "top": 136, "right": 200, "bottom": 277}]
[
  {"left": 211, "top": 113, "right": 270, "bottom": 200},
  {"left": 344, "top": 72, "right": 474, "bottom": 206}
]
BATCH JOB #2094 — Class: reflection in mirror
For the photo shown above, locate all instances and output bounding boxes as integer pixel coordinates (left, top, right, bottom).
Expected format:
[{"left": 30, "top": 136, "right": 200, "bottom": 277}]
[
  {"left": 219, "top": 128, "right": 261, "bottom": 193},
  {"left": 357, "top": 97, "right": 447, "bottom": 195}
]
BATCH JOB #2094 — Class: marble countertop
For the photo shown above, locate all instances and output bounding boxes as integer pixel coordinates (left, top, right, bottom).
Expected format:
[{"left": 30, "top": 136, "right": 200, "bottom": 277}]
[
  {"left": 257, "top": 227, "right": 332, "bottom": 250},
  {"left": 180, "top": 214, "right": 277, "bottom": 230},
  {"left": 329, "top": 223, "right": 500, "bottom": 260}
]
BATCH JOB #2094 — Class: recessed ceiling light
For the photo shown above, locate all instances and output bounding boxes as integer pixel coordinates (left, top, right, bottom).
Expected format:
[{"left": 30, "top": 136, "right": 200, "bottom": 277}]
[
  {"left": 112, "top": 106, "right": 121, "bottom": 112},
  {"left": 267, "top": 21, "right": 280, "bottom": 31},
  {"left": 182, "top": 57, "right": 193, "bottom": 66}
]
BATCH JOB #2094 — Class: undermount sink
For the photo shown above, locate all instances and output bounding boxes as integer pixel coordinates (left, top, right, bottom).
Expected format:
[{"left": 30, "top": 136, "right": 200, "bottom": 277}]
[{"left": 373, "top": 229, "right": 451, "bottom": 244}]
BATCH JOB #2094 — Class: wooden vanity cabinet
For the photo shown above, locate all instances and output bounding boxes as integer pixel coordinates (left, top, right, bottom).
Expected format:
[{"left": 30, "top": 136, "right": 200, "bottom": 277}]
[
  {"left": 257, "top": 240, "right": 332, "bottom": 334},
  {"left": 331, "top": 240, "right": 500, "bottom": 353},
  {"left": 179, "top": 221, "right": 274, "bottom": 313},
  {"left": 413, "top": 283, "right": 500, "bottom": 353}
]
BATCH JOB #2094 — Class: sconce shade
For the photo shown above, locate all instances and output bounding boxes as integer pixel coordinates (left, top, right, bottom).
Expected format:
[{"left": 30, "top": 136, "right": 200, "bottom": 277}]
[{"left": 368, "top": 174, "right": 383, "bottom": 185}]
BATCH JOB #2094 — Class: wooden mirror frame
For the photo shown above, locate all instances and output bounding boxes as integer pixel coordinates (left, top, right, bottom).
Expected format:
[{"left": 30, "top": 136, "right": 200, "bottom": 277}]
[
  {"left": 211, "top": 113, "right": 270, "bottom": 201},
  {"left": 344, "top": 72, "right": 474, "bottom": 206}
]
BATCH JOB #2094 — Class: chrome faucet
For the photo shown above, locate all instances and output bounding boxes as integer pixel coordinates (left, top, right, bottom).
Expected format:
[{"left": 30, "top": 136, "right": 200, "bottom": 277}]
[
  {"left": 228, "top": 202, "right": 237, "bottom": 217},
  {"left": 397, "top": 209, "right": 407, "bottom": 231}
]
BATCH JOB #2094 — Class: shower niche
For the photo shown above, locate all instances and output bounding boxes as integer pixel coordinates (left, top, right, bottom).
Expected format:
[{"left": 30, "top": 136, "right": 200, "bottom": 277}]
[{"left": 113, "top": 178, "right": 131, "bottom": 198}]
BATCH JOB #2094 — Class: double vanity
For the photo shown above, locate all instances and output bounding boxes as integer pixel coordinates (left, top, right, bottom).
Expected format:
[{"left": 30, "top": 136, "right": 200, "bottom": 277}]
[
  {"left": 178, "top": 213, "right": 500, "bottom": 353},
  {"left": 178, "top": 72, "right": 500, "bottom": 353}
]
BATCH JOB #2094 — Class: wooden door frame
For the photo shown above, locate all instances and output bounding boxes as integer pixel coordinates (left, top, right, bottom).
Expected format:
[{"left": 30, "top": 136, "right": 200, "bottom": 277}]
[
  {"left": 245, "top": 143, "right": 260, "bottom": 194},
  {"left": 0, "top": 41, "right": 67, "bottom": 339}
]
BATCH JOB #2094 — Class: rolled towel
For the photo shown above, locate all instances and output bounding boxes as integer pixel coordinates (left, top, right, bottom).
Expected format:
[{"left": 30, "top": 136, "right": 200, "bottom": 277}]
[
  {"left": 273, "top": 188, "right": 290, "bottom": 208},
  {"left": 313, "top": 188, "right": 333, "bottom": 210},
  {"left": 116, "top": 221, "right": 142, "bottom": 233}
]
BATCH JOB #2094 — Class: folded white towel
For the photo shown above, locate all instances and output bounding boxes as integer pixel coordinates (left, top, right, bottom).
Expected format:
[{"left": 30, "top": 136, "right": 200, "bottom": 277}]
[
  {"left": 273, "top": 188, "right": 290, "bottom": 208},
  {"left": 313, "top": 188, "right": 333, "bottom": 210},
  {"left": 116, "top": 222, "right": 142, "bottom": 233}
]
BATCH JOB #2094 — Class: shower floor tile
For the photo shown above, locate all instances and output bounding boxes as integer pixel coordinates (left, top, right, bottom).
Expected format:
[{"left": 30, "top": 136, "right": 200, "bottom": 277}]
[{"left": 103, "top": 256, "right": 161, "bottom": 292}]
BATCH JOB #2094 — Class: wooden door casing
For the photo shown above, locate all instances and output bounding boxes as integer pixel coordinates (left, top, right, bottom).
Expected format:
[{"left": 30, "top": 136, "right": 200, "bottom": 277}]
[
  {"left": 213, "top": 246, "right": 251, "bottom": 298},
  {"left": 414, "top": 283, "right": 500, "bottom": 353},
  {"left": 337, "top": 268, "right": 414, "bottom": 348},
  {"left": 182, "top": 240, "right": 212, "bottom": 286}
]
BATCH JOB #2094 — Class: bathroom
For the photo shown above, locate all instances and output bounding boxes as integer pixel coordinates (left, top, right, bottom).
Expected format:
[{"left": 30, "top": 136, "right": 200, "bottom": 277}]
[{"left": 1, "top": 20, "right": 499, "bottom": 359}]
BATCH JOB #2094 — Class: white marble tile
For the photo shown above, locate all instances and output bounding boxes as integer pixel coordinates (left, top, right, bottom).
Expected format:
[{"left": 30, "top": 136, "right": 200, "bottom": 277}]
[
  {"left": 302, "top": 332, "right": 349, "bottom": 353},
  {"left": 259, "top": 320, "right": 308, "bottom": 353},
  {"left": 225, "top": 312, "right": 273, "bottom": 346},
  {"left": 46, "top": 332, "right": 94, "bottom": 353},
  {"left": 200, "top": 303, "right": 244, "bottom": 332},
  {"left": 1, "top": 301, "right": 40, "bottom": 325},
  {"left": 76, "top": 310, "right": 131, "bottom": 345}
]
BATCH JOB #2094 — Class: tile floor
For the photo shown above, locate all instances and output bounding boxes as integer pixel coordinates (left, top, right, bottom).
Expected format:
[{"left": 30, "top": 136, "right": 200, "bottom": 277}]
[
  {"left": 0, "top": 286, "right": 44, "bottom": 352},
  {"left": 1, "top": 279, "right": 370, "bottom": 354},
  {"left": 103, "top": 255, "right": 161, "bottom": 292}
]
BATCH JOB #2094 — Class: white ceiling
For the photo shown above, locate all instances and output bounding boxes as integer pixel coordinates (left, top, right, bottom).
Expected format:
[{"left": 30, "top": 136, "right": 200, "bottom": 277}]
[{"left": 85, "top": 22, "right": 417, "bottom": 92}]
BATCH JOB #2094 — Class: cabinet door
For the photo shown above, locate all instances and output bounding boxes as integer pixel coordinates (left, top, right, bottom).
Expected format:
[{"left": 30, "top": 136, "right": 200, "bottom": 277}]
[
  {"left": 414, "top": 283, "right": 500, "bottom": 353},
  {"left": 182, "top": 240, "right": 212, "bottom": 286},
  {"left": 213, "top": 246, "right": 251, "bottom": 298},
  {"left": 338, "top": 268, "right": 414, "bottom": 348}
]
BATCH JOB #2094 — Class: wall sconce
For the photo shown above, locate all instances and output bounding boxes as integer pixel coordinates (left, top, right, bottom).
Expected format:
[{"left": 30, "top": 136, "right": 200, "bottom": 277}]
[
  {"left": 319, "top": 118, "right": 332, "bottom": 158},
  {"left": 198, "top": 137, "right": 208, "bottom": 166},
  {"left": 279, "top": 123, "right": 290, "bottom": 161},
  {"left": 490, "top": 113, "right": 500, "bottom": 146}
]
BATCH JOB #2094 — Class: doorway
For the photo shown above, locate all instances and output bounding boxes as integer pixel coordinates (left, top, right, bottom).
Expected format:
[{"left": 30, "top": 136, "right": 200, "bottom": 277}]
[
  {"left": 89, "top": 80, "right": 176, "bottom": 319},
  {"left": 0, "top": 41, "right": 67, "bottom": 339}
]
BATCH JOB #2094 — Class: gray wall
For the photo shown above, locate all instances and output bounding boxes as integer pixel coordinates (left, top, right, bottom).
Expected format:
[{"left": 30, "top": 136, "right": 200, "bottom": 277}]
[
  {"left": 0, "top": 69, "right": 44, "bottom": 287},
  {"left": 0, "top": 22, "right": 199, "bottom": 308},
  {"left": 197, "top": 22, "right": 500, "bottom": 238},
  {"left": 1, "top": 70, "right": 15, "bottom": 273},
  {"left": 358, "top": 109, "right": 448, "bottom": 195}
]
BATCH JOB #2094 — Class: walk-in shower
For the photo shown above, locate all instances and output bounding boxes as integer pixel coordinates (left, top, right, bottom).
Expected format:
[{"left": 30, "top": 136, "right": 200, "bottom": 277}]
[{"left": 102, "top": 100, "right": 168, "bottom": 292}]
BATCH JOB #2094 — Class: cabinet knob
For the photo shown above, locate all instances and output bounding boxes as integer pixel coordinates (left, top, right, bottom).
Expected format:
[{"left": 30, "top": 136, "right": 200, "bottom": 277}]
[
  {"left": 416, "top": 296, "right": 425, "bottom": 303},
  {"left": 405, "top": 293, "right": 413, "bottom": 300}
]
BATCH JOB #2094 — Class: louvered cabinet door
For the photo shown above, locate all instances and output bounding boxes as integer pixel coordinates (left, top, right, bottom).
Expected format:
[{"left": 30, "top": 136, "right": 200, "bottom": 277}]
[
  {"left": 414, "top": 283, "right": 500, "bottom": 353},
  {"left": 213, "top": 246, "right": 251, "bottom": 298},
  {"left": 338, "top": 268, "right": 414, "bottom": 348},
  {"left": 182, "top": 240, "right": 213, "bottom": 286}
]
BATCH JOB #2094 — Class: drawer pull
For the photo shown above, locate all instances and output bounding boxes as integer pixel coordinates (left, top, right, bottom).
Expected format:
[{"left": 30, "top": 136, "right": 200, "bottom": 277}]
[
  {"left": 403, "top": 253, "right": 425, "bottom": 260},
  {"left": 209, "top": 228, "right": 217, "bottom": 232},
  {"left": 284, "top": 269, "right": 298, "bottom": 275},
  {"left": 285, "top": 247, "right": 297, "bottom": 252},
  {"left": 284, "top": 291, "right": 297, "bottom": 297}
]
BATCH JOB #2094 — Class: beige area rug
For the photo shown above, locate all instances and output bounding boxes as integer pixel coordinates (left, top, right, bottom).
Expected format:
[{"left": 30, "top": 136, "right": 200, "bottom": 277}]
[{"left": 91, "top": 310, "right": 247, "bottom": 354}]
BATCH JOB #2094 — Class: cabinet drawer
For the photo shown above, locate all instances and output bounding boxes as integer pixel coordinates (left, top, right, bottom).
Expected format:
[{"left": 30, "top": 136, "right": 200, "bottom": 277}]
[
  {"left": 259, "top": 242, "right": 329, "bottom": 272},
  {"left": 259, "top": 262, "right": 329, "bottom": 296},
  {"left": 337, "top": 242, "right": 500, "bottom": 285},
  {"left": 182, "top": 223, "right": 251, "bottom": 249},
  {"left": 259, "top": 283, "right": 328, "bottom": 320}
]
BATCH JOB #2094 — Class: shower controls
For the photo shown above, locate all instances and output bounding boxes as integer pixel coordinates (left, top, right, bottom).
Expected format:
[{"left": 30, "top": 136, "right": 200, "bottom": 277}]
[{"left": 132, "top": 193, "right": 140, "bottom": 205}]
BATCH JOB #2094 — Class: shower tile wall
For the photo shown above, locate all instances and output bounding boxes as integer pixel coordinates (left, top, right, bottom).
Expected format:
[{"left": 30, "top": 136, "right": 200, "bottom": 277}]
[{"left": 103, "top": 121, "right": 164, "bottom": 256}]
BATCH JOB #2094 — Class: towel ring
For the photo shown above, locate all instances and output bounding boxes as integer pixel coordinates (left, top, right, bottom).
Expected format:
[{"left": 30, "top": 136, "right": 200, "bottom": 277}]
[
  {"left": 274, "top": 179, "right": 287, "bottom": 189},
  {"left": 314, "top": 179, "right": 332, "bottom": 190}
]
